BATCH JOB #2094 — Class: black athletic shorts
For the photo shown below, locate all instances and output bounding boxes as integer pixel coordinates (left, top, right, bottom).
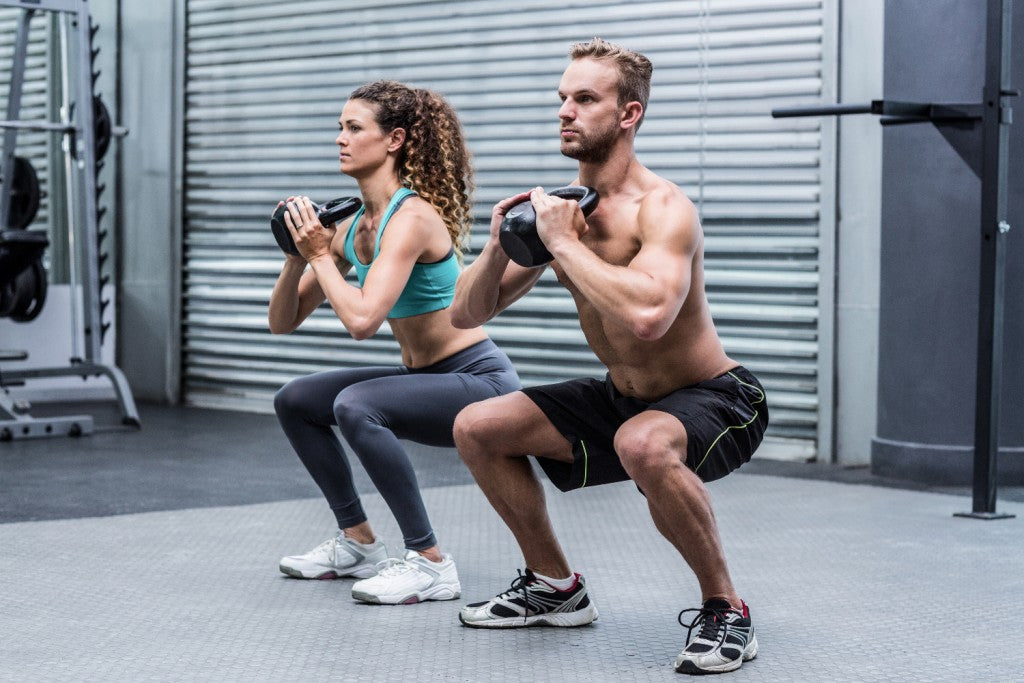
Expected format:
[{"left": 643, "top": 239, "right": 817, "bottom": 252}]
[{"left": 522, "top": 366, "right": 768, "bottom": 492}]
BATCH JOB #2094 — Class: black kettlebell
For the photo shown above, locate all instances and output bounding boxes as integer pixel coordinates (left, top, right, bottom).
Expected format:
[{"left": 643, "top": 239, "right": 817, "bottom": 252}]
[
  {"left": 498, "top": 186, "right": 599, "bottom": 267},
  {"left": 270, "top": 196, "right": 363, "bottom": 255}
]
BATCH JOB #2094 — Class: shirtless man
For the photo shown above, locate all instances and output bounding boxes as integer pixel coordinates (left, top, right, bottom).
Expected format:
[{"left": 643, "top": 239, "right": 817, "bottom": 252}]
[{"left": 449, "top": 38, "right": 768, "bottom": 675}]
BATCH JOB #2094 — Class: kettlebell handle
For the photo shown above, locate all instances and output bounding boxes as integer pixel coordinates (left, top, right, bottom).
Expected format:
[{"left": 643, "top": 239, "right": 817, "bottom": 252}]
[
  {"left": 270, "top": 196, "right": 363, "bottom": 256},
  {"left": 498, "top": 186, "right": 599, "bottom": 268}
]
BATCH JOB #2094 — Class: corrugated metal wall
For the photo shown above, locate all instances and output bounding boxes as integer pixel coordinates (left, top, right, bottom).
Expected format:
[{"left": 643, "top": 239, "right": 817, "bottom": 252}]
[
  {"left": 0, "top": 8, "right": 50, "bottom": 233},
  {"left": 182, "top": 0, "right": 831, "bottom": 451}
]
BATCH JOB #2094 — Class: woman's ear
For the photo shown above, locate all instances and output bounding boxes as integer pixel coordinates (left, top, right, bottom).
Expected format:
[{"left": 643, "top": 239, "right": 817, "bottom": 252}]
[{"left": 387, "top": 127, "right": 407, "bottom": 152}]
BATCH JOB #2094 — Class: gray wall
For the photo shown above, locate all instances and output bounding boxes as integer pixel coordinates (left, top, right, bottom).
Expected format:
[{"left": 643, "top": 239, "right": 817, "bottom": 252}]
[
  {"left": 109, "top": 0, "right": 1023, "bottom": 481},
  {"left": 873, "top": 0, "right": 1023, "bottom": 483},
  {"left": 115, "top": 0, "right": 182, "bottom": 403}
]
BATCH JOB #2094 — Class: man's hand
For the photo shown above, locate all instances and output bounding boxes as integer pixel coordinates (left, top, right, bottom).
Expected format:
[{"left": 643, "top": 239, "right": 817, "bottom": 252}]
[
  {"left": 531, "top": 186, "right": 588, "bottom": 253},
  {"left": 487, "top": 190, "right": 534, "bottom": 243}
]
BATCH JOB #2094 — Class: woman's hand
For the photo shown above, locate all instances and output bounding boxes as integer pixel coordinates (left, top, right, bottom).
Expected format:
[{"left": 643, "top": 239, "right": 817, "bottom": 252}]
[
  {"left": 283, "top": 196, "right": 337, "bottom": 263},
  {"left": 274, "top": 197, "right": 306, "bottom": 264}
]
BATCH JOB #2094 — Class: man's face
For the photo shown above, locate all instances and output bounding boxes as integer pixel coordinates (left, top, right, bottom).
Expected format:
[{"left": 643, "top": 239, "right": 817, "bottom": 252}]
[{"left": 557, "top": 57, "right": 623, "bottom": 163}]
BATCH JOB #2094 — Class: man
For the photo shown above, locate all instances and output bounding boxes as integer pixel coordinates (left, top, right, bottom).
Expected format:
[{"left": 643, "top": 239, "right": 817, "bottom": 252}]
[{"left": 449, "top": 38, "right": 768, "bottom": 675}]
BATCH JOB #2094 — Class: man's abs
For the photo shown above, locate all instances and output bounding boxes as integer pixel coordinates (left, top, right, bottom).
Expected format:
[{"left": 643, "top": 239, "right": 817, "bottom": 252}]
[{"left": 580, "top": 306, "right": 734, "bottom": 401}]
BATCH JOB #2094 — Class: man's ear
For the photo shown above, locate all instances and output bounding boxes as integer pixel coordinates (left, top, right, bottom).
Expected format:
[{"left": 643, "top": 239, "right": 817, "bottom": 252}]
[
  {"left": 620, "top": 102, "right": 643, "bottom": 130},
  {"left": 388, "top": 127, "right": 407, "bottom": 152}
]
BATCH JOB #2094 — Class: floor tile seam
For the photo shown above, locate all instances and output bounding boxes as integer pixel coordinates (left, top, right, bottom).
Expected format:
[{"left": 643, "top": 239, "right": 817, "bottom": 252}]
[
  {"left": 3, "top": 474, "right": 1019, "bottom": 530},
  {"left": 0, "top": 483, "right": 487, "bottom": 529},
  {"left": 733, "top": 470, "right": 1024, "bottom": 509}
]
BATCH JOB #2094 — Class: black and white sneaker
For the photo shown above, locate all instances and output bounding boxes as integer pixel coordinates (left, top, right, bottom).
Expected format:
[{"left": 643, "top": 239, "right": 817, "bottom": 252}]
[
  {"left": 674, "top": 598, "right": 758, "bottom": 675},
  {"left": 459, "top": 569, "right": 599, "bottom": 628}
]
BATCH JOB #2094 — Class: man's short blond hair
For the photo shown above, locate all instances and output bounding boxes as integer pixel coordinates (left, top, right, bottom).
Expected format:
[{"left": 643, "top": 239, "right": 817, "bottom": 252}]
[{"left": 569, "top": 37, "right": 653, "bottom": 130}]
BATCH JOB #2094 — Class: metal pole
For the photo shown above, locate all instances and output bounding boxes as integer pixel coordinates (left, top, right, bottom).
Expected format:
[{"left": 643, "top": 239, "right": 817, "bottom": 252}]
[
  {"left": 772, "top": 103, "right": 874, "bottom": 118},
  {"left": 957, "top": 0, "right": 1015, "bottom": 519},
  {"left": 70, "top": 0, "right": 102, "bottom": 364},
  {"left": 0, "top": 8, "right": 34, "bottom": 228},
  {"left": 58, "top": 11, "right": 82, "bottom": 361}
]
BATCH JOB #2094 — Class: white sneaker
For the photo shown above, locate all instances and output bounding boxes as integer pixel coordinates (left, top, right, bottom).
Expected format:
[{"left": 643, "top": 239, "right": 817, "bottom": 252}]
[
  {"left": 279, "top": 531, "right": 388, "bottom": 580},
  {"left": 351, "top": 550, "right": 461, "bottom": 604}
]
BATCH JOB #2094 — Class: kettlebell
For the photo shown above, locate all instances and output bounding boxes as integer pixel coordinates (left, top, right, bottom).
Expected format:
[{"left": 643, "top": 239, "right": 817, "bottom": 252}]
[
  {"left": 498, "top": 186, "right": 599, "bottom": 267},
  {"left": 270, "top": 196, "right": 363, "bottom": 255}
]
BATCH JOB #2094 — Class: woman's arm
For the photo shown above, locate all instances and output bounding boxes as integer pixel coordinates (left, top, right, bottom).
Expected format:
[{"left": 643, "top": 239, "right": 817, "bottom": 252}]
[
  {"left": 267, "top": 254, "right": 328, "bottom": 334},
  {"left": 268, "top": 199, "right": 354, "bottom": 334},
  {"left": 285, "top": 195, "right": 429, "bottom": 340}
]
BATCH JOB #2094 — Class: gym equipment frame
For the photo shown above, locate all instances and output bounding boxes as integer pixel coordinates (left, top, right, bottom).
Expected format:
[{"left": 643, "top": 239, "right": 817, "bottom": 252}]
[
  {"left": 773, "top": 0, "right": 1017, "bottom": 519},
  {"left": 1, "top": 0, "right": 138, "bottom": 440}
]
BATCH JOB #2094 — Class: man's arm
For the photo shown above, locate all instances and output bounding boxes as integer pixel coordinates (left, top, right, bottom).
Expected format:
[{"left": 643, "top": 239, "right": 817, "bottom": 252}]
[
  {"left": 450, "top": 191, "right": 547, "bottom": 328},
  {"left": 534, "top": 187, "right": 697, "bottom": 341}
]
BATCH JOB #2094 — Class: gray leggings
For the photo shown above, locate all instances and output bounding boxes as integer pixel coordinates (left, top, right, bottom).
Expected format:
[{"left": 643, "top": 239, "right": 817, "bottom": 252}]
[{"left": 274, "top": 339, "right": 520, "bottom": 551}]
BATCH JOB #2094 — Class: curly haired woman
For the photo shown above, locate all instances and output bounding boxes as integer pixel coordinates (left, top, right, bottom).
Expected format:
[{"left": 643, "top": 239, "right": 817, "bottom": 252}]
[{"left": 269, "top": 81, "right": 520, "bottom": 604}]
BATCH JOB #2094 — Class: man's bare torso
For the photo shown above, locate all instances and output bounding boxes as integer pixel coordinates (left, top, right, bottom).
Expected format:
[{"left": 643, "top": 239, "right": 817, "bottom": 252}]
[{"left": 551, "top": 174, "right": 735, "bottom": 401}]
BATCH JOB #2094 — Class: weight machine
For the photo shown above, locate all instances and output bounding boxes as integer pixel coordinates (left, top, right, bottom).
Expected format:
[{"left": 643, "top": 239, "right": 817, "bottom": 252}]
[{"left": 0, "top": 0, "right": 137, "bottom": 440}]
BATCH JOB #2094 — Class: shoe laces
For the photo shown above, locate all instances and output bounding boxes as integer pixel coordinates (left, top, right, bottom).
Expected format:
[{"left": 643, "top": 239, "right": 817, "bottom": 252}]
[
  {"left": 677, "top": 604, "right": 733, "bottom": 649},
  {"left": 305, "top": 535, "right": 341, "bottom": 560},
  {"left": 322, "top": 530, "right": 351, "bottom": 561},
  {"left": 374, "top": 558, "right": 415, "bottom": 578},
  {"left": 498, "top": 570, "right": 535, "bottom": 623}
]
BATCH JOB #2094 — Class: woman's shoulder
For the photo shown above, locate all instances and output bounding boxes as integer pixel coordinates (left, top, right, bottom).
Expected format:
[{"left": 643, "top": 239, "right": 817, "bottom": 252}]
[
  {"left": 389, "top": 194, "right": 446, "bottom": 234},
  {"left": 381, "top": 194, "right": 453, "bottom": 261}
]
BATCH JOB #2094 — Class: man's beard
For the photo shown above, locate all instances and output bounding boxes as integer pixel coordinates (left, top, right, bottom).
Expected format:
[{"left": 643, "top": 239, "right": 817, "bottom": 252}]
[{"left": 561, "top": 122, "right": 618, "bottom": 163}]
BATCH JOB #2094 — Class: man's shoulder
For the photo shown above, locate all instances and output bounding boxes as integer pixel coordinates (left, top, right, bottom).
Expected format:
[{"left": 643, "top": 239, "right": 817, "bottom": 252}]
[
  {"left": 634, "top": 175, "right": 698, "bottom": 232},
  {"left": 639, "top": 174, "right": 692, "bottom": 210}
]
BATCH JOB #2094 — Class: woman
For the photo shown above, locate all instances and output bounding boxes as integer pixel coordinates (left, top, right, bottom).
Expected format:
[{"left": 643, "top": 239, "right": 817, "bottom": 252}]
[{"left": 269, "top": 81, "right": 520, "bottom": 605}]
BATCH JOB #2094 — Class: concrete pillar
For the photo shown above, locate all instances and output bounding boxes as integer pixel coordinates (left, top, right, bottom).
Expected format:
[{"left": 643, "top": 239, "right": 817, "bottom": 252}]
[
  {"left": 116, "top": 0, "right": 182, "bottom": 403},
  {"left": 872, "top": 0, "right": 1023, "bottom": 484}
]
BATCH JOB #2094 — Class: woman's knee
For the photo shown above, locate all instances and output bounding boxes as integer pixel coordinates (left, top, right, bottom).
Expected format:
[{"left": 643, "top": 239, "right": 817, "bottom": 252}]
[
  {"left": 332, "top": 388, "right": 377, "bottom": 435},
  {"left": 274, "top": 377, "right": 312, "bottom": 418}
]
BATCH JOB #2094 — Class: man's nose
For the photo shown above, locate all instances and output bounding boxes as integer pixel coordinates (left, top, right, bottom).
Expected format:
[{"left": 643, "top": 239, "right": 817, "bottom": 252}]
[{"left": 558, "top": 100, "right": 575, "bottom": 121}]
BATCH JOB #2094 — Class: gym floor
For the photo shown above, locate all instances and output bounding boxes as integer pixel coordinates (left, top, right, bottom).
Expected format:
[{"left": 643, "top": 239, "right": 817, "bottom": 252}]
[{"left": 2, "top": 402, "right": 1021, "bottom": 681}]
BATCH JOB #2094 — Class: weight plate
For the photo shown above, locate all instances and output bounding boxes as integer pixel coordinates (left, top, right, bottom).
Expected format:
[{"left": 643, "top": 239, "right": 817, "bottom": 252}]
[
  {"left": 7, "top": 156, "right": 40, "bottom": 229},
  {"left": 94, "top": 96, "right": 112, "bottom": 161}
]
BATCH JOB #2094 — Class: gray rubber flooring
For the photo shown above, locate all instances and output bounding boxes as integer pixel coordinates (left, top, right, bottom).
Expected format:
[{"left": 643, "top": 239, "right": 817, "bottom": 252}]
[{"left": 2, "top": 404, "right": 1022, "bottom": 681}]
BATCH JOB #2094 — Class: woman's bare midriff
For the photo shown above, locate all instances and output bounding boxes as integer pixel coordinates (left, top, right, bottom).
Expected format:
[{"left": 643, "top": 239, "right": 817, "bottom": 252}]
[{"left": 390, "top": 308, "right": 488, "bottom": 368}]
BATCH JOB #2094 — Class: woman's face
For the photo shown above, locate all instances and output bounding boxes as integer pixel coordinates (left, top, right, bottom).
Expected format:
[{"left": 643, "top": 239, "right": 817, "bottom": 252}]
[{"left": 335, "top": 98, "right": 403, "bottom": 178}]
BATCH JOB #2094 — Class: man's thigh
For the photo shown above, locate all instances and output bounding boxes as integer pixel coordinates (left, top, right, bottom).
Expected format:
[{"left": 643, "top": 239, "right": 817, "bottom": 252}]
[
  {"left": 650, "top": 368, "right": 768, "bottom": 482},
  {"left": 521, "top": 377, "right": 635, "bottom": 490},
  {"left": 459, "top": 390, "right": 574, "bottom": 463}
]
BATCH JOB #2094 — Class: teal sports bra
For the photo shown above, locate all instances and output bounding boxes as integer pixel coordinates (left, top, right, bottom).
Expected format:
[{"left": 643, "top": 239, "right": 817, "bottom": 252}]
[{"left": 342, "top": 187, "right": 460, "bottom": 319}]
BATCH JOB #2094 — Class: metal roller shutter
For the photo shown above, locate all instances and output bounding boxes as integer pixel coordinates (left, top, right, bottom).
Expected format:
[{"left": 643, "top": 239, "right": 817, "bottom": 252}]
[
  {"left": 183, "top": 0, "right": 832, "bottom": 455},
  {"left": 1, "top": 8, "right": 51, "bottom": 232}
]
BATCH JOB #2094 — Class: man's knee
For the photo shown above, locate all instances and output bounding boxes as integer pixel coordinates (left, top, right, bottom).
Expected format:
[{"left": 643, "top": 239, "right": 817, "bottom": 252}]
[
  {"left": 614, "top": 419, "right": 687, "bottom": 481},
  {"left": 453, "top": 398, "right": 499, "bottom": 455}
]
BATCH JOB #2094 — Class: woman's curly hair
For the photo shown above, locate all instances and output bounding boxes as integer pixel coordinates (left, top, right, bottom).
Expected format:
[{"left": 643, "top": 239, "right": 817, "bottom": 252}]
[{"left": 348, "top": 81, "right": 474, "bottom": 259}]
